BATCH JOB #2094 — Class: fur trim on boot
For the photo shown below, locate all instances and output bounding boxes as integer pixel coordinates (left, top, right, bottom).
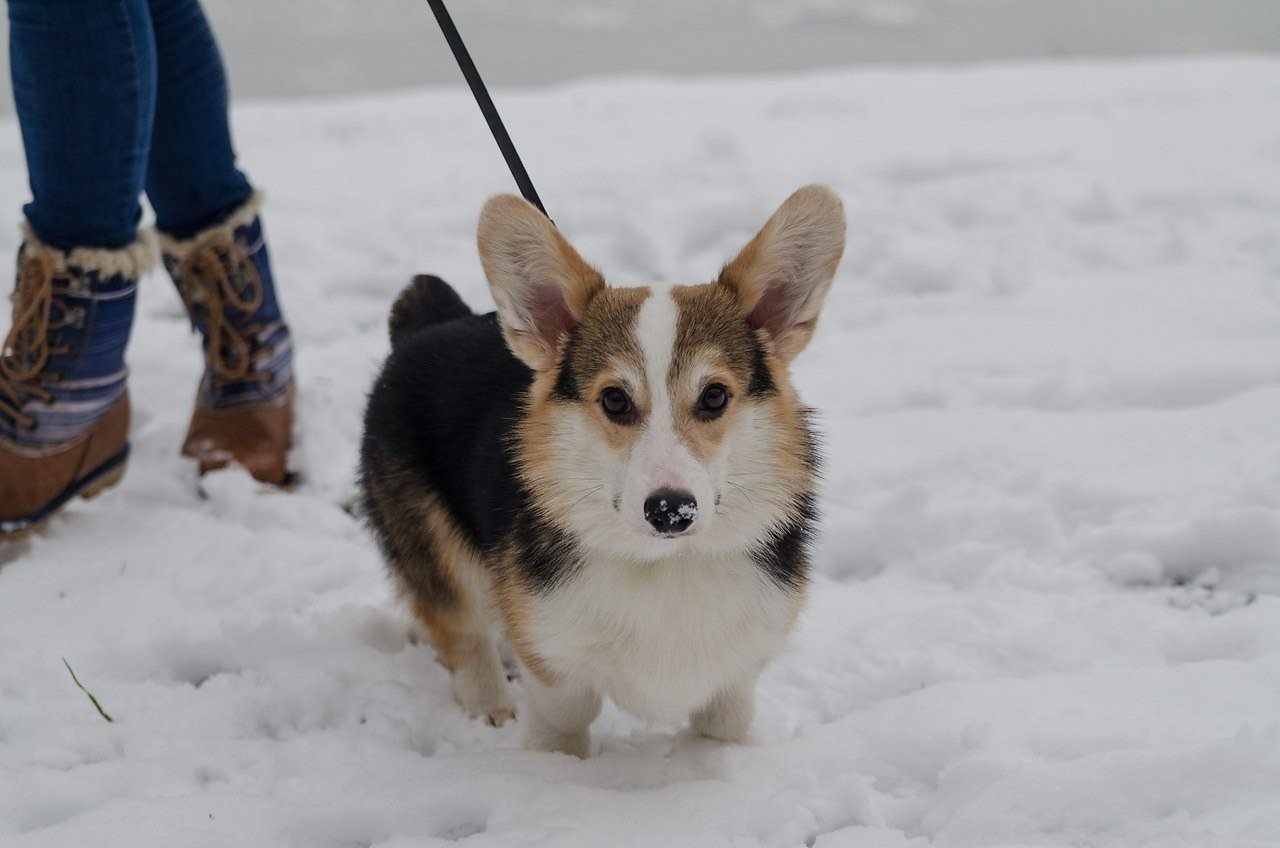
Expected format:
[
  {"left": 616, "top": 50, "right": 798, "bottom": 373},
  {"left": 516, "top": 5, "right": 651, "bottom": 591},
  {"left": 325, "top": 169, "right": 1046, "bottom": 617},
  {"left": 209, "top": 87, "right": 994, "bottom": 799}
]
[
  {"left": 19, "top": 223, "right": 155, "bottom": 279},
  {"left": 156, "top": 192, "right": 265, "bottom": 259}
]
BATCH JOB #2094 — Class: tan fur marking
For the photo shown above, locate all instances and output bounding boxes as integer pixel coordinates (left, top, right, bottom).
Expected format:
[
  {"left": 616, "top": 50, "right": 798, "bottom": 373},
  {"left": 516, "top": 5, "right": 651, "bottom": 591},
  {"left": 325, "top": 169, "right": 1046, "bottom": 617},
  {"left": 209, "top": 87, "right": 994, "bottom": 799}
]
[
  {"left": 494, "top": 567, "right": 559, "bottom": 687},
  {"left": 404, "top": 591, "right": 473, "bottom": 673},
  {"left": 560, "top": 287, "right": 649, "bottom": 397},
  {"left": 753, "top": 387, "right": 817, "bottom": 529},
  {"left": 392, "top": 492, "right": 493, "bottom": 668},
  {"left": 670, "top": 283, "right": 764, "bottom": 463}
]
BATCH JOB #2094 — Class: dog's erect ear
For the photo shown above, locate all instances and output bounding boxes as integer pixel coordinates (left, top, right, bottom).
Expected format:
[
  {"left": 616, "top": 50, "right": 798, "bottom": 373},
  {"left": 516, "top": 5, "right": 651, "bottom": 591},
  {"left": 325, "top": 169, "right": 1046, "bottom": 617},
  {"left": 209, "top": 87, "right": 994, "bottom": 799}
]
[
  {"left": 720, "top": 185, "right": 845, "bottom": 363},
  {"left": 478, "top": 195, "right": 605, "bottom": 371}
]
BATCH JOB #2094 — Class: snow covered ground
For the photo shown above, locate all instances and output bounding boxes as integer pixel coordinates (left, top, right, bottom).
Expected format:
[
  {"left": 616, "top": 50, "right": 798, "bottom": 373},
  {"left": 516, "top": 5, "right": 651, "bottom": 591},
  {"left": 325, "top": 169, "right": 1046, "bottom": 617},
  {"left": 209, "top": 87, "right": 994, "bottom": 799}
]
[{"left": 3, "top": 56, "right": 1280, "bottom": 846}]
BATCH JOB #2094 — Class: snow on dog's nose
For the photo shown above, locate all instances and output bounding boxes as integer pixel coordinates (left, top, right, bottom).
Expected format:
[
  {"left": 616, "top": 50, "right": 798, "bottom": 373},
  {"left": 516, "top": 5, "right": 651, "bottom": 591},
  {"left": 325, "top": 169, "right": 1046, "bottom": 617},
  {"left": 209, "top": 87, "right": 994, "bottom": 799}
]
[{"left": 644, "top": 489, "right": 699, "bottom": 535}]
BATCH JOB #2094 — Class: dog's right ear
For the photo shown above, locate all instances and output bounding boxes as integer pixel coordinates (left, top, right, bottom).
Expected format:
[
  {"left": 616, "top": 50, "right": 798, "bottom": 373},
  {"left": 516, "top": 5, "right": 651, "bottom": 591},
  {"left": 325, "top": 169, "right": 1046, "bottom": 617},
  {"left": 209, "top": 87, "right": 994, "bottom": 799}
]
[{"left": 478, "top": 196, "right": 605, "bottom": 371}]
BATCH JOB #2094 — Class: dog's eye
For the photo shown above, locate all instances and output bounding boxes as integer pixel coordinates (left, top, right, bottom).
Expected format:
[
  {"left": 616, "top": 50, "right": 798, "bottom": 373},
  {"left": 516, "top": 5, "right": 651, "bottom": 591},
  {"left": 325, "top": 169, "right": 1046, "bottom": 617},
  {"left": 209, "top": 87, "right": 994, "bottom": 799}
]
[
  {"left": 697, "top": 384, "right": 730, "bottom": 418},
  {"left": 601, "top": 388, "right": 634, "bottom": 421}
]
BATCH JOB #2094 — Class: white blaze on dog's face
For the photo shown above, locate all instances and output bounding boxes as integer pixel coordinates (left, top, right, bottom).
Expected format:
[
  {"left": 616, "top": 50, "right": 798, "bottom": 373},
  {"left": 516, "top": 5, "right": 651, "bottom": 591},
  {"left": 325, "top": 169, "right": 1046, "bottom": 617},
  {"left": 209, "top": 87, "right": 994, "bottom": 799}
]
[{"left": 478, "top": 186, "right": 845, "bottom": 561}]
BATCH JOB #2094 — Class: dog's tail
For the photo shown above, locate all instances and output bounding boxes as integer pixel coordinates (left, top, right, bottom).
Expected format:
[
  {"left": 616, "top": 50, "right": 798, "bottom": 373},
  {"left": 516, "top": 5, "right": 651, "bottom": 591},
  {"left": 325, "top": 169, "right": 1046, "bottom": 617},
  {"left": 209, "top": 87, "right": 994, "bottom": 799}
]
[{"left": 388, "top": 275, "right": 474, "bottom": 347}]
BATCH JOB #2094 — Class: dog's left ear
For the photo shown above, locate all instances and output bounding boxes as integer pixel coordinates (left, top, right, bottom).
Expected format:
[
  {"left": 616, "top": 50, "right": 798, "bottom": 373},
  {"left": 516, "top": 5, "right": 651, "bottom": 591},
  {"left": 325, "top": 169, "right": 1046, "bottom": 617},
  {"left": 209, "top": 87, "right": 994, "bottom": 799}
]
[
  {"left": 720, "top": 185, "right": 846, "bottom": 363},
  {"left": 478, "top": 195, "right": 605, "bottom": 371}
]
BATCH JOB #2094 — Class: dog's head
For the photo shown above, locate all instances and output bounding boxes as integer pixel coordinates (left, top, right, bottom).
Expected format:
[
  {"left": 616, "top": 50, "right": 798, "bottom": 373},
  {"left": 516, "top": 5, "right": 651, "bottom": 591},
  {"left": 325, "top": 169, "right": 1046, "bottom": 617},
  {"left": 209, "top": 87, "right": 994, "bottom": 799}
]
[{"left": 478, "top": 185, "right": 844, "bottom": 561}]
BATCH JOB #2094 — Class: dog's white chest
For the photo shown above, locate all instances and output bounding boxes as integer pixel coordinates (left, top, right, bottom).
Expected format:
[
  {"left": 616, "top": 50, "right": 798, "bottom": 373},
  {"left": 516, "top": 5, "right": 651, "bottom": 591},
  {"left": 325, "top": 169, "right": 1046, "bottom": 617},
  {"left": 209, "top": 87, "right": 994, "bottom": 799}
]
[{"left": 527, "top": 551, "right": 797, "bottom": 722}]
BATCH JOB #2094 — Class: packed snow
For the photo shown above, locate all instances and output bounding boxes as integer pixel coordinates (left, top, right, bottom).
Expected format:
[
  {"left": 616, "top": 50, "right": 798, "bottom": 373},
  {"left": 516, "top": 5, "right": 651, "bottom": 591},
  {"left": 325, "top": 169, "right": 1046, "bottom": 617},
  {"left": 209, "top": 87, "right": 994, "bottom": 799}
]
[{"left": 2, "top": 57, "right": 1280, "bottom": 847}]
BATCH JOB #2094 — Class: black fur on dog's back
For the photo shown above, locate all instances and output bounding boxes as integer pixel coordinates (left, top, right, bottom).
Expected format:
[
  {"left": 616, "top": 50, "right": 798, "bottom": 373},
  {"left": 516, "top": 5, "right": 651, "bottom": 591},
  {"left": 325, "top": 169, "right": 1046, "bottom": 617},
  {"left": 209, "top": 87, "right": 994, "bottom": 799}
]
[{"left": 361, "top": 276, "right": 533, "bottom": 551}]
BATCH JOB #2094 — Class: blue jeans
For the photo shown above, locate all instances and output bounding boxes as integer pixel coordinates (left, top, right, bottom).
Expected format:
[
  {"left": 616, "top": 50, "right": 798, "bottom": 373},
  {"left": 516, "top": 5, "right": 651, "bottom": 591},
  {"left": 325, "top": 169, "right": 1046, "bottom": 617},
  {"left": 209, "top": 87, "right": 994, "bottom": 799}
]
[{"left": 8, "top": 0, "right": 254, "bottom": 249}]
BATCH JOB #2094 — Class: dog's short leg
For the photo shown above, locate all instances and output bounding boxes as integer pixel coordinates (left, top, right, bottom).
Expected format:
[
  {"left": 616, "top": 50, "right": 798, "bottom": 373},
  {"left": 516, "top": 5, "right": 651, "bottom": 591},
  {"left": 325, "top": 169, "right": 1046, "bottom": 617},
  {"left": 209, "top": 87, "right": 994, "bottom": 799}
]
[
  {"left": 447, "top": 627, "right": 517, "bottom": 727},
  {"left": 690, "top": 675, "right": 757, "bottom": 743},
  {"left": 416, "top": 601, "right": 516, "bottom": 727},
  {"left": 521, "top": 672, "right": 601, "bottom": 758},
  {"left": 379, "top": 491, "right": 517, "bottom": 727}
]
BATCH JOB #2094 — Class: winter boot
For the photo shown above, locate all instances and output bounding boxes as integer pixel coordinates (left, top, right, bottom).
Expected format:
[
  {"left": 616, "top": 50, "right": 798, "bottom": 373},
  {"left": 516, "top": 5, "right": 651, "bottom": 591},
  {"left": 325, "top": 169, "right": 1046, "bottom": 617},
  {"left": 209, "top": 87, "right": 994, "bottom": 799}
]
[
  {"left": 0, "top": 229, "right": 149, "bottom": 540},
  {"left": 159, "top": 194, "right": 294, "bottom": 485}
]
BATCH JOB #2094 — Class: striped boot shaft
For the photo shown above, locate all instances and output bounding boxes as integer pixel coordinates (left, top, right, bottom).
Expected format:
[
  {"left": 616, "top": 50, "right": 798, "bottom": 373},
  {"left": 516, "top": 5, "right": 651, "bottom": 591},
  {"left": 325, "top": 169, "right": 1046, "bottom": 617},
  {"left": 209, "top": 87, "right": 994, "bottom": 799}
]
[
  {"left": 1, "top": 232, "right": 148, "bottom": 448},
  {"left": 160, "top": 193, "right": 292, "bottom": 408}
]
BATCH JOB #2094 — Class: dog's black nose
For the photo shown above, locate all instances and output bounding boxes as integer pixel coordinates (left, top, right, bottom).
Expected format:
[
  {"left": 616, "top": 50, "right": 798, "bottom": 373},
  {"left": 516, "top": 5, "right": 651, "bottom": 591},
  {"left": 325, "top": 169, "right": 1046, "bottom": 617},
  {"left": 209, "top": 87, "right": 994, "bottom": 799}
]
[{"left": 644, "top": 489, "right": 699, "bottom": 534}]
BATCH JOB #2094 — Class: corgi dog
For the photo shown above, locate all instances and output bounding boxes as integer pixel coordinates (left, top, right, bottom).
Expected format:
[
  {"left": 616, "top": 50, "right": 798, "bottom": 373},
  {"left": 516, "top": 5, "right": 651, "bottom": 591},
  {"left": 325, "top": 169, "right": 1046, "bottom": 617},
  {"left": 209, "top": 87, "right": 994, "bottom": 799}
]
[{"left": 359, "top": 185, "right": 845, "bottom": 756}]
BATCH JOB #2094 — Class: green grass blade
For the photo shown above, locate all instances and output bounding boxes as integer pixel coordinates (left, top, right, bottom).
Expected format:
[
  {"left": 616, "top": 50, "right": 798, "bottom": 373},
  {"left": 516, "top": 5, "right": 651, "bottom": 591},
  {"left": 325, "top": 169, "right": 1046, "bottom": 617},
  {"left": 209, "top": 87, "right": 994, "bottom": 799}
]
[{"left": 62, "top": 658, "right": 114, "bottom": 723}]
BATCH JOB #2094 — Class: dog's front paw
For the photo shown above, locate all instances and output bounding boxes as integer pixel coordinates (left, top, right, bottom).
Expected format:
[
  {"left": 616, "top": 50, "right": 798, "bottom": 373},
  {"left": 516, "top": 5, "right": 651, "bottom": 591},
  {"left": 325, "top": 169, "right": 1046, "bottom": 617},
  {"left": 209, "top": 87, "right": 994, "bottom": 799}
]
[
  {"left": 453, "top": 664, "right": 517, "bottom": 727},
  {"left": 523, "top": 723, "right": 590, "bottom": 758},
  {"left": 690, "top": 681, "right": 756, "bottom": 743},
  {"left": 477, "top": 701, "right": 517, "bottom": 727}
]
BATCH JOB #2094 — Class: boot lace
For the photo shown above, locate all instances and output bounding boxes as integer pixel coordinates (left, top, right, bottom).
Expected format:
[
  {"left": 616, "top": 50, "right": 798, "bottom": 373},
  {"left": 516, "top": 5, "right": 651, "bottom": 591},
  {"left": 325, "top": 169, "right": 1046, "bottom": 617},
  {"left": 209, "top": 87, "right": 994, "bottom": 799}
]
[
  {"left": 0, "top": 255, "right": 78, "bottom": 430},
  {"left": 178, "top": 241, "right": 273, "bottom": 389}
]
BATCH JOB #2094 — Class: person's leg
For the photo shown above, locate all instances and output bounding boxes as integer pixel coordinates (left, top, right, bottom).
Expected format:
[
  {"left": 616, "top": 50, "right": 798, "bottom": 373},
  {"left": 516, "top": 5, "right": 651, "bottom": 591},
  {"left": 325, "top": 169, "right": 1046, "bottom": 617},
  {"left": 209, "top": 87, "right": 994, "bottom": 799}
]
[
  {"left": 143, "top": 0, "right": 251, "bottom": 237},
  {"left": 145, "top": 0, "right": 294, "bottom": 486},
  {"left": 9, "top": 0, "right": 155, "bottom": 249},
  {"left": 2, "top": 0, "right": 156, "bottom": 538}
]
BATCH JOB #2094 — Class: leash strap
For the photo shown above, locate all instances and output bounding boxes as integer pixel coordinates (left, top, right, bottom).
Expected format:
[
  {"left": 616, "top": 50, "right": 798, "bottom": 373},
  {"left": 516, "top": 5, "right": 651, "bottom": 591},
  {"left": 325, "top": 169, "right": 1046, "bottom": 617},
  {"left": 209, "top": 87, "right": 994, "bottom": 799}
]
[{"left": 425, "top": 0, "right": 551, "bottom": 221}]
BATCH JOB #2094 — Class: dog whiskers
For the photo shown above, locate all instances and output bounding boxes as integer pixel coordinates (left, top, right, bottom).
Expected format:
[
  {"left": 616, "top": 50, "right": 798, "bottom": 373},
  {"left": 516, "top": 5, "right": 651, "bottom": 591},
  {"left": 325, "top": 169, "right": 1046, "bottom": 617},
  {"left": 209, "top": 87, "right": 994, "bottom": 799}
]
[
  {"left": 727, "top": 479, "right": 755, "bottom": 507},
  {"left": 569, "top": 484, "right": 605, "bottom": 510}
]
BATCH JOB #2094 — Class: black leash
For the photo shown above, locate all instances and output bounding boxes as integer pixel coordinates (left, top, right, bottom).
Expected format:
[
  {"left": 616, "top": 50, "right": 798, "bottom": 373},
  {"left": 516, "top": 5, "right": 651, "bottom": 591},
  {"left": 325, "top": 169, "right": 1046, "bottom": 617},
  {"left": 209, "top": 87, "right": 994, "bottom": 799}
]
[{"left": 425, "top": 0, "right": 551, "bottom": 221}]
